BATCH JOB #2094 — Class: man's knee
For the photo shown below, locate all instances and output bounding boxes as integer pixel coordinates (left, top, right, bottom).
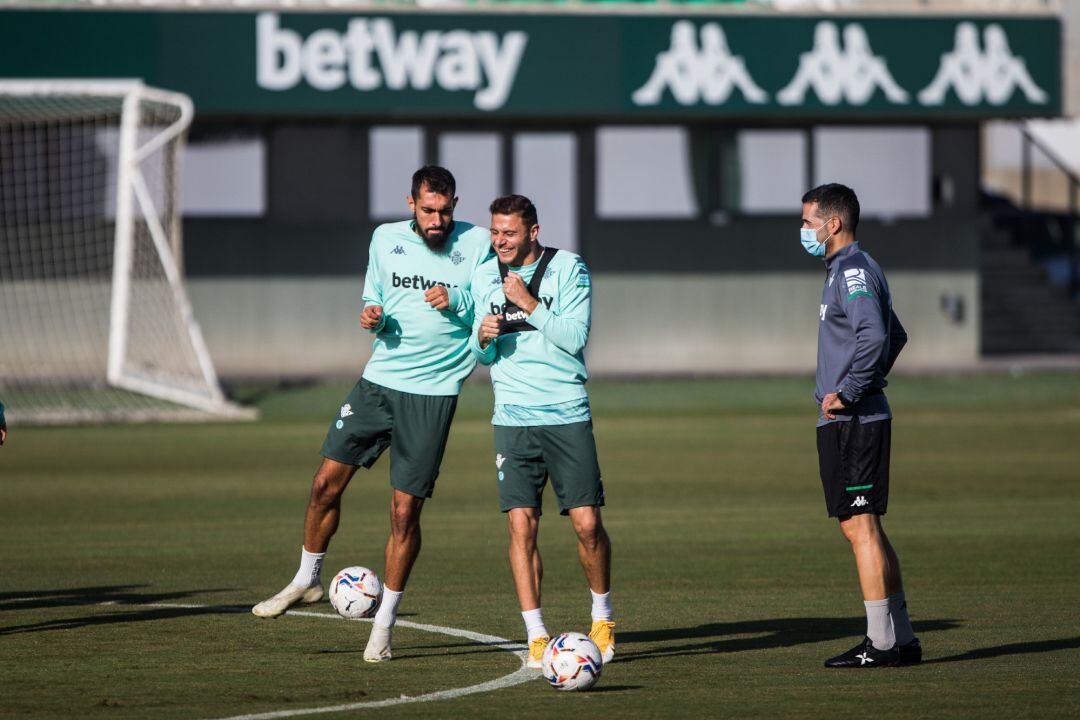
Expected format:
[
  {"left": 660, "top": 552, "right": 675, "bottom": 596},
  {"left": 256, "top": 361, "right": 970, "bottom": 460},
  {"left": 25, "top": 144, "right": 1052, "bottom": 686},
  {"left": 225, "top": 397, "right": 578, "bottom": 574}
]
[
  {"left": 839, "top": 513, "right": 881, "bottom": 546},
  {"left": 507, "top": 509, "right": 540, "bottom": 547},
  {"left": 570, "top": 507, "right": 606, "bottom": 549},
  {"left": 389, "top": 492, "right": 423, "bottom": 538},
  {"left": 310, "top": 466, "right": 350, "bottom": 510}
]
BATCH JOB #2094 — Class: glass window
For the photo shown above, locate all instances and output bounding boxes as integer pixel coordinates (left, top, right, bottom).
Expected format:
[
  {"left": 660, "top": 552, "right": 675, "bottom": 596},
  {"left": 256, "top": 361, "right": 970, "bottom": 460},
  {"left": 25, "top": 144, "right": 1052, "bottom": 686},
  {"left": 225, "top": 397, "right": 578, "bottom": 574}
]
[
  {"left": 813, "top": 126, "right": 931, "bottom": 219},
  {"left": 514, "top": 133, "right": 578, "bottom": 253},
  {"left": 370, "top": 126, "right": 423, "bottom": 220},
  {"left": 596, "top": 126, "right": 698, "bottom": 219},
  {"left": 182, "top": 136, "right": 266, "bottom": 217},
  {"left": 737, "top": 130, "right": 806, "bottom": 215},
  {"left": 438, "top": 132, "right": 502, "bottom": 229}
]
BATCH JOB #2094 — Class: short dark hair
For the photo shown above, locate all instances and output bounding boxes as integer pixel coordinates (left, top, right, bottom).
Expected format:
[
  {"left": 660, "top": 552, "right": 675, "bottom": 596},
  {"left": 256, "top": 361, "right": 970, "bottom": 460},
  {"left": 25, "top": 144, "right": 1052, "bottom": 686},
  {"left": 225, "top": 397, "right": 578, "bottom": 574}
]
[
  {"left": 489, "top": 194, "right": 539, "bottom": 229},
  {"left": 802, "top": 183, "right": 860, "bottom": 234},
  {"left": 411, "top": 165, "right": 456, "bottom": 199}
]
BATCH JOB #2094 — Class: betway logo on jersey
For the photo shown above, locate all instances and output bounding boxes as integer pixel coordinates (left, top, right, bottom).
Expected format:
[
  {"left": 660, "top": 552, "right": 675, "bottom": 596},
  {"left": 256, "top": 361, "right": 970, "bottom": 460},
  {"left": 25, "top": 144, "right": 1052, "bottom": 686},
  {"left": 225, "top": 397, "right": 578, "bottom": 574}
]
[
  {"left": 490, "top": 298, "right": 554, "bottom": 320},
  {"left": 256, "top": 13, "right": 528, "bottom": 111},
  {"left": 393, "top": 272, "right": 457, "bottom": 291}
]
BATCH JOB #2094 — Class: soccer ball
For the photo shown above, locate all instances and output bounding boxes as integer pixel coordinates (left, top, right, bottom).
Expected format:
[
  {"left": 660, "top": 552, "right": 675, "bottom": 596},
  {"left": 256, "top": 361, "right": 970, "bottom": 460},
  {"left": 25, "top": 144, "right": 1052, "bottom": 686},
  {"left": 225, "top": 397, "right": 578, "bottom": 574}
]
[
  {"left": 328, "top": 566, "right": 382, "bottom": 619},
  {"left": 541, "top": 632, "right": 603, "bottom": 691}
]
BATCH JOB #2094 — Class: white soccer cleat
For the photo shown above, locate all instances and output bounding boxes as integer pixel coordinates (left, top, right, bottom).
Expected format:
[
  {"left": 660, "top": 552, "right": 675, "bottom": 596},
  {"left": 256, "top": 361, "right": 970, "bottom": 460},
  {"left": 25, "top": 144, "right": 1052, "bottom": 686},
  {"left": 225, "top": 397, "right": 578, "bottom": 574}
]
[
  {"left": 364, "top": 623, "right": 393, "bottom": 663},
  {"left": 251, "top": 582, "right": 324, "bottom": 618}
]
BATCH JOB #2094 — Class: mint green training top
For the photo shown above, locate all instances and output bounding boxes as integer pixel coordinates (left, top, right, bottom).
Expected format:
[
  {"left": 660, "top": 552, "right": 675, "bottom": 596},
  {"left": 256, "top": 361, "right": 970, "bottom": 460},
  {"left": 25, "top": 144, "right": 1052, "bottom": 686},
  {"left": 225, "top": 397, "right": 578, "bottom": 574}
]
[
  {"left": 361, "top": 220, "right": 492, "bottom": 396},
  {"left": 469, "top": 249, "right": 592, "bottom": 416}
]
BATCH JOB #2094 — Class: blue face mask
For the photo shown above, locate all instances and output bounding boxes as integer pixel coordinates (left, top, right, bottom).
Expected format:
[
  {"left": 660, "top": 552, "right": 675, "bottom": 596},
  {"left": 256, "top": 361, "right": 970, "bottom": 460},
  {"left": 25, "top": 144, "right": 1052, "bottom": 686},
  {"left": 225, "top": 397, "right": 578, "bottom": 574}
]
[{"left": 800, "top": 222, "right": 831, "bottom": 257}]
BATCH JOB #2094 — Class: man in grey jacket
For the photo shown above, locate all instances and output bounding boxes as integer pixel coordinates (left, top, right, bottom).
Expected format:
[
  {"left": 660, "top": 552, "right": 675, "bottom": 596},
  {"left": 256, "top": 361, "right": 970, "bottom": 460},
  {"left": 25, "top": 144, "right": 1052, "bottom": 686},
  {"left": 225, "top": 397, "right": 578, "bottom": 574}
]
[{"left": 800, "top": 183, "right": 920, "bottom": 668}]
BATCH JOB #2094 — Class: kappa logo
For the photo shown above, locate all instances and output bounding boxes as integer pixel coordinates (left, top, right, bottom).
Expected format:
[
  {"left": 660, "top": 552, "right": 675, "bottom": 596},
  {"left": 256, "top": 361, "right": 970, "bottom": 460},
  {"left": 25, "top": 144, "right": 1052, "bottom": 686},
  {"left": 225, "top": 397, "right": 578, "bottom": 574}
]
[
  {"left": 778, "top": 22, "right": 909, "bottom": 106},
  {"left": 256, "top": 13, "right": 528, "bottom": 111},
  {"left": 490, "top": 275, "right": 501, "bottom": 285},
  {"left": 919, "top": 22, "right": 1048, "bottom": 106},
  {"left": 450, "top": 249, "right": 465, "bottom": 265},
  {"left": 391, "top": 245, "right": 406, "bottom": 255},
  {"left": 340, "top": 403, "right": 354, "bottom": 418},
  {"left": 851, "top": 495, "right": 869, "bottom": 508},
  {"left": 633, "top": 21, "right": 768, "bottom": 106},
  {"left": 543, "top": 266, "right": 555, "bottom": 280},
  {"left": 495, "top": 453, "right": 506, "bottom": 469}
]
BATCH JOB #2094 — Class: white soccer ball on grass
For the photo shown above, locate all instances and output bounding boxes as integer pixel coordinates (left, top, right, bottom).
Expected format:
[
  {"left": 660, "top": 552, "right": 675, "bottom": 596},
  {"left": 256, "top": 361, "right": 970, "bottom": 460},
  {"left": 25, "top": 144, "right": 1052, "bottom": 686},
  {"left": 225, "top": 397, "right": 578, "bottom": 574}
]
[
  {"left": 541, "top": 631, "right": 603, "bottom": 691},
  {"left": 328, "top": 566, "right": 382, "bottom": 619}
]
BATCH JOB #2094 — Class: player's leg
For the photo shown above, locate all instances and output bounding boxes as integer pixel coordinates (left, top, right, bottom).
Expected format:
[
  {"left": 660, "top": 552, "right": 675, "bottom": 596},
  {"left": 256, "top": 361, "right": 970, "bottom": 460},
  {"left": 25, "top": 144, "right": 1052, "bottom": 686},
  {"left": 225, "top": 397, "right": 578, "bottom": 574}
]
[
  {"left": 254, "top": 380, "right": 391, "bottom": 619},
  {"left": 540, "top": 421, "right": 616, "bottom": 663},
  {"left": 819, "top": 418, "right": 900, "bottom": 667},
  {"left": 364, "top": 388, "right": 457, "bottom": 662},
  {"left": 253, "top": 458, "right": 359, "bottom": 618},
  {"left": 495, "top": 425, "right": 550, "bottom": 668},
  {"left": 879, "top": 521, "right": 920, "bottom": 663}
]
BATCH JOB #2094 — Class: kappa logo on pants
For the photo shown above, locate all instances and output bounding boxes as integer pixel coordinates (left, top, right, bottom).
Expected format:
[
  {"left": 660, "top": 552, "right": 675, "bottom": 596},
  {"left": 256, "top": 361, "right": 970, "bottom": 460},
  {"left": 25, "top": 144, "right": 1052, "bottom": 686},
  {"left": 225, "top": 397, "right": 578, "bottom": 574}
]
[{"left": 851, "top": 495, "right": 869, "bottom": 508}]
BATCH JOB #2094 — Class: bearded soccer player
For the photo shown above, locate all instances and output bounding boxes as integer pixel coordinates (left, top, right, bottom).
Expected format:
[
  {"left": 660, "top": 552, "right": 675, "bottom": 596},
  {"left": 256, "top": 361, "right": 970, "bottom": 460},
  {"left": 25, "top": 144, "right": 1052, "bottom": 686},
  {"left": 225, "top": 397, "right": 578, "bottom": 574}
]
[
  {"left": 469, "top": 195, "right": 615, "bottom": 670},
  {"left": 800, "top": 183, "right": 920, "bottom": 668},
  {"left": 253, "top": 166, "right": 492, "bottom": 663}
]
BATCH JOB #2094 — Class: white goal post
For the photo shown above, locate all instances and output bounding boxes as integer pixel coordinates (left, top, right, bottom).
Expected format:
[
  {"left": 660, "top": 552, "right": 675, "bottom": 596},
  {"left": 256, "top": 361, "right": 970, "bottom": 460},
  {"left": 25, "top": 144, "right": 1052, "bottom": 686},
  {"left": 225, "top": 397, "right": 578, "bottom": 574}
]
[{"left": 0, "top": 79, "right": 254, "bottom": 423}]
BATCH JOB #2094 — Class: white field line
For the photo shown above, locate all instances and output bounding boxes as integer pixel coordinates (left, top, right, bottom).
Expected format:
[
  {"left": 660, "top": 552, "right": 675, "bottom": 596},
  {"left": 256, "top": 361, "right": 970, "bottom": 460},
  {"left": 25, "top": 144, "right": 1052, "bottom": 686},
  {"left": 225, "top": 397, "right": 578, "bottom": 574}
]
[{"left": 138, "top": 603, "right": 537, "bottom": 720}]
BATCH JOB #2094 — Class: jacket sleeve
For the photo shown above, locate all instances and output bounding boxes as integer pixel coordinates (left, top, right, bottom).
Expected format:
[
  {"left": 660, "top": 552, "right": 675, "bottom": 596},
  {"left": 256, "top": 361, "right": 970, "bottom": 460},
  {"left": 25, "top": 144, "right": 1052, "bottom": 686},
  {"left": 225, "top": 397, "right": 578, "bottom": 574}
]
[
  {"left": 884, "top": 307, "right": 908, "bottom": 375},
  {"left": 361, "top": 238, "right": 386, "bottom": 334},
  {"left": 468, "top": 269, "right": 498, "bottom": 366},
  {"left": 525, "top": 258, "right": 591, "bottom": 356},
  {"left": 838, "top": 266, "right": 888, "bottom": 404}
]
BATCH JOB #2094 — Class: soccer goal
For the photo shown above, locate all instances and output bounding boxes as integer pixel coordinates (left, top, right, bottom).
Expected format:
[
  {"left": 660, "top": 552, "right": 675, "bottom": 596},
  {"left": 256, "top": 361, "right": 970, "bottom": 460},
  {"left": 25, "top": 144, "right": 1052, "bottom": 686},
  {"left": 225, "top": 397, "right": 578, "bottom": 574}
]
[{"left": 0, "top": 80, "right": 253, "bottom": 424}]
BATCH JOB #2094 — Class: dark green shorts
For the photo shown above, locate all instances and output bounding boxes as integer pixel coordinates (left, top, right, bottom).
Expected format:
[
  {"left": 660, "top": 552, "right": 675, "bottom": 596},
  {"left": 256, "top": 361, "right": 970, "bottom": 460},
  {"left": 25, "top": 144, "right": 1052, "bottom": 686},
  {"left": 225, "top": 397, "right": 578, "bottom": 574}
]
[
  {"left": 320, "top": 378, "right": 458, "bottom": 499},
  {"left": 493, "top": 421, "right": 604, "bottom": 516}
]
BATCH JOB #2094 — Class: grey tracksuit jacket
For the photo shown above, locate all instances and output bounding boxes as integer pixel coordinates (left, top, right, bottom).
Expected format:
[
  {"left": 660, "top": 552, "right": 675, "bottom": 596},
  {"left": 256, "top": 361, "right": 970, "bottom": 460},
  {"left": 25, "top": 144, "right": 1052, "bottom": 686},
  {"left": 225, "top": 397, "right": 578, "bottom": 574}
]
[{"left": 815, "top": 242, "right": 907, "bottom": 427}]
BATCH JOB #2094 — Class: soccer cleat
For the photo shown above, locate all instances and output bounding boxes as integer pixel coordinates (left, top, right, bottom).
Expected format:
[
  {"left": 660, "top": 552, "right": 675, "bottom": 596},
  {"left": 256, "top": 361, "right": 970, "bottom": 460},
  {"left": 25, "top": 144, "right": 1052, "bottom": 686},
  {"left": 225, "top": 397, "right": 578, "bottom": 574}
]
[
  {"left": 251, "top": 582, "right": 324, "bottom": 618},
  {"left": 527, "top": 636, "right": 550, "bottom": 669},
  {"left": 589, "top": 620, "right": 616, "bottom": 664},
  {"left": 897, "top": 637, "right": 922, "bottom": 666},
  {"left": 824, "top": 636, "right": 900, "bottom": 668},
  {"left": 363, "top": 623, "right": 393, "bottom": 663}
]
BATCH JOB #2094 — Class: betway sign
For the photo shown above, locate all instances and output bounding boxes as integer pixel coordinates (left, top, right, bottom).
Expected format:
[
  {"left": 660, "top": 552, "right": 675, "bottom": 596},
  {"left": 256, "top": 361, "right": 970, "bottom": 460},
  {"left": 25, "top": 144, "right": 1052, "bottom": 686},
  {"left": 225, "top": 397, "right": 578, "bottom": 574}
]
[
  {"left": 256, "top": 13, "right": 527, "bottom": 111},
  {"left": 0, "top": 11, "right": 1060, "bottom": 117}
]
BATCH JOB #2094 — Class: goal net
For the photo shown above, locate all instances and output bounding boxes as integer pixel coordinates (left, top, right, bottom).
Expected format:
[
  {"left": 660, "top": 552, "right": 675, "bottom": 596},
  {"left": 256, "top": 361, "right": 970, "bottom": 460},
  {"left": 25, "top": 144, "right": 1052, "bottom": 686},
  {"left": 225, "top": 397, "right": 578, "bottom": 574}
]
[{"left": 0, "top": 80, "right": 253, "bottom": 424}]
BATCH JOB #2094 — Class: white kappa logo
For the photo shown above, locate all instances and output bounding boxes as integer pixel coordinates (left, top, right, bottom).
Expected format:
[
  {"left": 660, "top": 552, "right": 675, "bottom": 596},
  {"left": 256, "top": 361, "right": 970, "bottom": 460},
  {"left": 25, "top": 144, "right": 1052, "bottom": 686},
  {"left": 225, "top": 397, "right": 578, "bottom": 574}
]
[
  {"left": 495, "top": 453, "right": 506, "bottom": 469},
  {"left": 919, "top": 22, "right": 1048, "bottom": 106},
  {"left": 632, "top": 21, "right": 768, "bottom": 107},
  {"left": 778, "top": 22, "right": 909, "bottom": 106},
  {"left": 851, "top": 496, "right": 869, "bottom": 508},
  {"left": 340, "top": 404, "right": 354, "bottom": 418}
]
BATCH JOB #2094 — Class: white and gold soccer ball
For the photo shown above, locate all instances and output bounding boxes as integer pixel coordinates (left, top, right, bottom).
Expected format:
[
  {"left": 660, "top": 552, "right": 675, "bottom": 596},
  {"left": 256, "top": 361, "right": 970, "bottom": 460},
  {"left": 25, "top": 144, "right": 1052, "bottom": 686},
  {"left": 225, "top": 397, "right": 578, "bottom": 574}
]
[
  {"left": 328, "top": 566, "right": 382, "bottom": 619},
  {"left": 541, "top": 631, "right": 603, "bottom": 691}
]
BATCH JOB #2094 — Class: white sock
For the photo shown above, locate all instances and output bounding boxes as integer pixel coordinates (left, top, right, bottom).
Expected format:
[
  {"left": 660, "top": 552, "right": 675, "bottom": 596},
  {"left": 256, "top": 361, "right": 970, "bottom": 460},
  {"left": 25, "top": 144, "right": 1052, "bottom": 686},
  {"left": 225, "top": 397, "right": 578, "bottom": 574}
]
[
  {"left": 373, "top": 588, "right": 403, "bottom": 628},
  {"left": 522, "top": 608, "right": 549, "bottom": 642},
  {"left": 889, "top": 592, "right": 916, "bottom": 645},
  {"left": 590, "top": 589, "right": 612, "bottom": 622},
  {"left": 290, "top": 547, "right": 324, "bottom": 588},
  {"left": 864, "top": 598, "right": 896, "bottom": 651}
]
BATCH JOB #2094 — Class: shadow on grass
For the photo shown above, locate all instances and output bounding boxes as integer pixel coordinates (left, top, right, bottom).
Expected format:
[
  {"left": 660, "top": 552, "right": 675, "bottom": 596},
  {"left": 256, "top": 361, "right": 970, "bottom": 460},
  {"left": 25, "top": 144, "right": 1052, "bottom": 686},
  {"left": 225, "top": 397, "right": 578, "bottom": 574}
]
[
  {"left": 0, "top": 585, "right": 238, "bottom": 635},
  {"left": 612, "top": 617, "right": 961, "bottom": 663},
  {"left": 925, "top": 636, "right": 1080, "bottom": 664}
]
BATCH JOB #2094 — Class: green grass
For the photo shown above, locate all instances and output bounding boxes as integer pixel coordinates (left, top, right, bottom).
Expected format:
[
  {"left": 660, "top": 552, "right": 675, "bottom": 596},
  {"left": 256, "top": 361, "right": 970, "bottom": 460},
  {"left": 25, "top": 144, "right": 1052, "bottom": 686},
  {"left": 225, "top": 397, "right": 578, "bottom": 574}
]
[{"left": 2, "top": 375, "right": 1079, "bottom": 719}]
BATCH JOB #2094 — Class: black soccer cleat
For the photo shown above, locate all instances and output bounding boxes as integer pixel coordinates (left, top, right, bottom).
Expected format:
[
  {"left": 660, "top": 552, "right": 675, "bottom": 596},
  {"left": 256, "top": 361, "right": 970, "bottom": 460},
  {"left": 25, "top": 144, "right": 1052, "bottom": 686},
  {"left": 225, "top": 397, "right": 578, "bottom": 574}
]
[
  {"left": 896, "top": 637, "right": 922, "bottom": 666},
  {"left": 824, "top": 637, "right": 900, "bottom": 668}
]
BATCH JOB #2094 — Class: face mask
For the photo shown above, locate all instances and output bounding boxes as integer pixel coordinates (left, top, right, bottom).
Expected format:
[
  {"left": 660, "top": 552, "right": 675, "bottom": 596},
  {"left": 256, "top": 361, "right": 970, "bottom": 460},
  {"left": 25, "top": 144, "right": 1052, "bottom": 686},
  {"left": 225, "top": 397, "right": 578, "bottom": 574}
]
[{"left": 800, "top": 222, "right": 831, "bottom": 257}]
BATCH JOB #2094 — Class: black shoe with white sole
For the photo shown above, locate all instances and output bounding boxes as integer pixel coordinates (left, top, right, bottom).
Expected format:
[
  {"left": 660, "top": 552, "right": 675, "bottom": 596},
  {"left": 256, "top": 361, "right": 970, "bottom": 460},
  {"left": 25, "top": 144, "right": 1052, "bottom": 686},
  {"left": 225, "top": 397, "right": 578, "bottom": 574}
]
[{"left": 824, "top": 636, "right": 900, "bottom": 668}]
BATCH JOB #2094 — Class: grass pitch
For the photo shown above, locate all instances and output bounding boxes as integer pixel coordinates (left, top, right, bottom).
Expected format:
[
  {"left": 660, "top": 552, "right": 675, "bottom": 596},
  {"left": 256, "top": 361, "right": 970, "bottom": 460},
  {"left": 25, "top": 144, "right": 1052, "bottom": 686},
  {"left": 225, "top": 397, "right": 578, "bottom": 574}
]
[{"left": 1, "top": 375, "right": 1079, "bottom": 719}]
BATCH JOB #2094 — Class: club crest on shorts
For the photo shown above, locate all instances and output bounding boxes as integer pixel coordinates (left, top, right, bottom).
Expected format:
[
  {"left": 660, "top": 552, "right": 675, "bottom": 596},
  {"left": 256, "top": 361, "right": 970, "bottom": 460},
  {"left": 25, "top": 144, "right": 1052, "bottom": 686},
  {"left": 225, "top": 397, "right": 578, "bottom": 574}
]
[
  {"left": 340, "top": 403, "right": 354, "bottom": 418},
  {"left": 495, "top": 453, "right": 506, "bottom": 469}
]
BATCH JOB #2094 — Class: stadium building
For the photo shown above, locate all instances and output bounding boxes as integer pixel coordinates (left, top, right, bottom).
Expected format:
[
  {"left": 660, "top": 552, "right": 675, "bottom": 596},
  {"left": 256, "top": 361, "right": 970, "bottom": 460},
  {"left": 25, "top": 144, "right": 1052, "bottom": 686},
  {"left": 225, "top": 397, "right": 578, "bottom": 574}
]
[{"left": 0, "top": 0, "right": 1073, "bottom": 393}]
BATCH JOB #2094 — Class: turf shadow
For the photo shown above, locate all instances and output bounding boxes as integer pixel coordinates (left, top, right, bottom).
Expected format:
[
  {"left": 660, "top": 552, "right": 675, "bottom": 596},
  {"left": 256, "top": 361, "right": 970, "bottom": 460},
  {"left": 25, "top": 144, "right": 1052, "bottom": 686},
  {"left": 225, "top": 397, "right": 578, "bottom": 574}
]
[
  {"left": 924, "top": 636, "right": 1080, "bottom": 664},
  {"left": 612, "top": 617, "right": 960, "bottom": 663},
  {"left": 0, "top": 604, "right": 250, "bottom": 636},
  {"left": 0, "top": 585, "right": 234, "bottom": 613}
]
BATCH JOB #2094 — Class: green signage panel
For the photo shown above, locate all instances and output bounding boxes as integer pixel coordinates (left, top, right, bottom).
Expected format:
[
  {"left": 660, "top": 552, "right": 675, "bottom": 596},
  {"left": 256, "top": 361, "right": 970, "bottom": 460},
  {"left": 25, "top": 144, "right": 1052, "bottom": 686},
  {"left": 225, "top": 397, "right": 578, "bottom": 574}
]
[{"left": 0, "top": 9, "right": 1061, "bottom": 118}]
